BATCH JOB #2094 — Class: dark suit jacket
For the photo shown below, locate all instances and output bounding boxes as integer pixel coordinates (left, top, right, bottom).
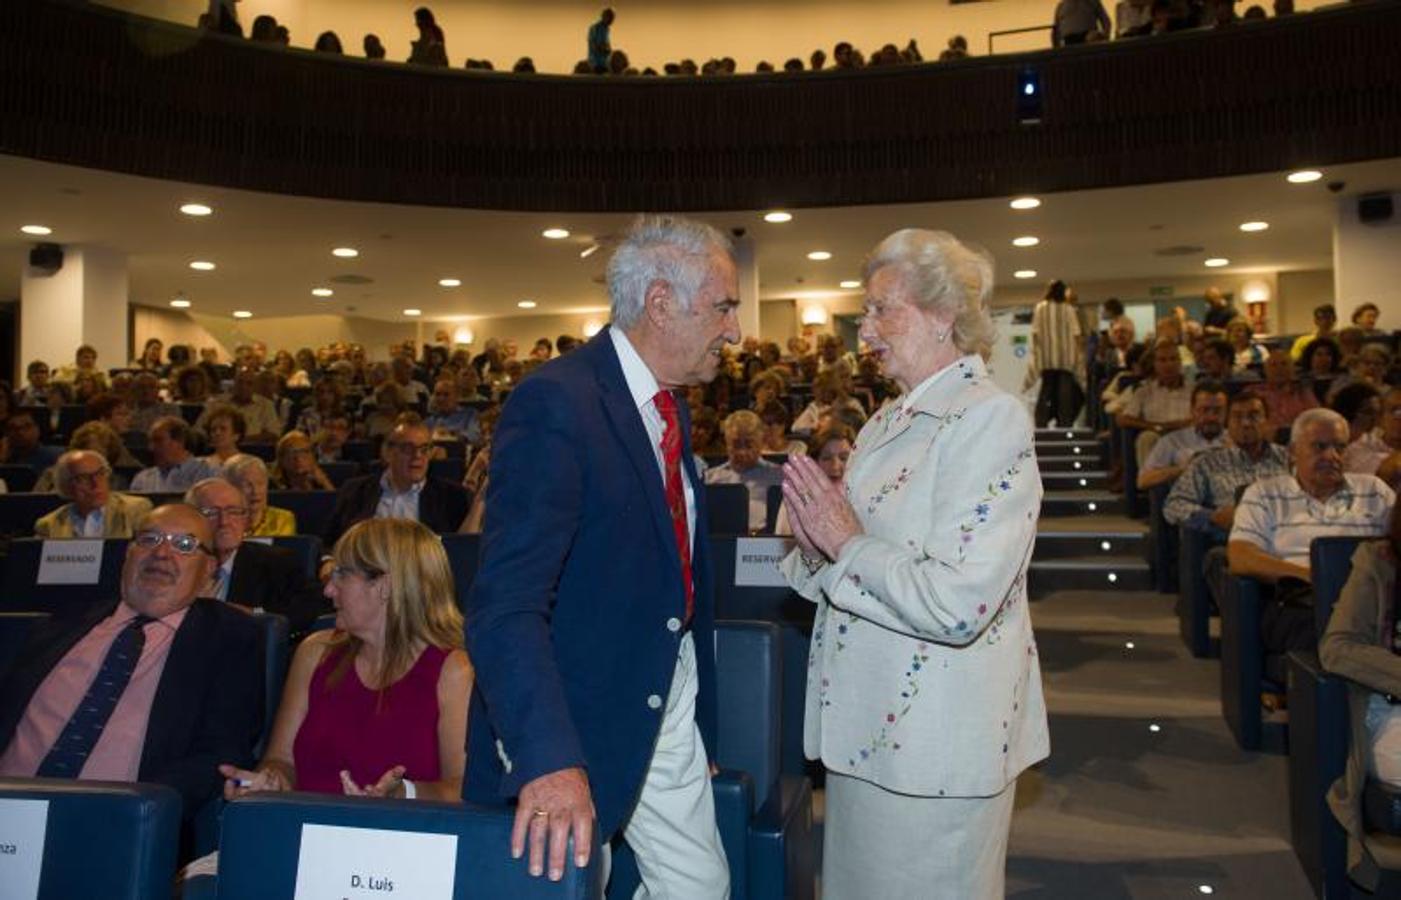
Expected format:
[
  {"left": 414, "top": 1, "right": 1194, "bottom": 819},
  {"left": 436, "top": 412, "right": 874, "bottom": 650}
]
[
  {"left": 227, "top": 541, "right": 328, "bottom": 633},
  {"left": 323, "top": 474, "right": 469, "bottom": 546},
  {"left": 0, "top": 598, "right": 264, "bottom": 819},
  {"left": 463, "top": 326, "right": 718, "bottom": 839}
]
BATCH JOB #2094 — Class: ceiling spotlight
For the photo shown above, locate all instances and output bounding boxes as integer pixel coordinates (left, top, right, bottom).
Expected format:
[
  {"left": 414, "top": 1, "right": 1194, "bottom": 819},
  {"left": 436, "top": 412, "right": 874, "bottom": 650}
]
[
  {"left": 1204, "top": 257, "right": 1230, "bottom": 267},
  {"left": 1009, "top": 197, "right": 1041, "bottom": 210},
  {"left": 839, "top": 280, "right": 861, "bottom": 289},
  {"left": 332, "top": 247, "right": 359, "bottom": 258},
  {"left": 311, "top": 288, "right": 334, "bottom": 297},
  {"left": 579, "top": 244, "right": 600, "bottom": 259},
  {"left": 403, "top": 308, "right": 422, "bottom": 317},
  {"left": 542, "top": 228, "right": 570, "bottom": 240},
  {"left": 807, "top": 250, "right": 832, "bottom": 261},
  {"left": 170, "top": 296, "right": 191, "bottom": 309},
  {"left": 1287, "top": 169, "right": 1323, "bottom": 184},
  {"left": 20, "top": 224, "right": 52, "bottom": 236},
  {"left": 1012, "top": 236, "right": 1040, "bottom": 248},
  {"left": 518, "top": 300, "right": 538, "bottom": 309},
  {"left": 179, "top": 203, "right": 213, "bottom": 217},
  {"left": 438, "top": 278, "right": 462, "bottom": 288},
  {"left": 232, "top": 310, "right": 252, "bottom": 319},
  {"left": 1014, "top": 270, "right": 1038, "bottom": 279},
  {"left": 1239, "top": 221, "right": 1269, "bottom": 232},
  {"left": 763, "top": 211, "right": 793, "bottom": 223},
  {"left": 189, "top": 260, "right": 216, "bottom": 271}
]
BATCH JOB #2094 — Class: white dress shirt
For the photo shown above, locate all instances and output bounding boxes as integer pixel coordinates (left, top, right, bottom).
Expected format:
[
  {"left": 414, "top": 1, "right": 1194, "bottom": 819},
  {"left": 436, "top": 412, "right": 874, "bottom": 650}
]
[{"left": 375, "top": 471, "right": 424, "bottom": 522}]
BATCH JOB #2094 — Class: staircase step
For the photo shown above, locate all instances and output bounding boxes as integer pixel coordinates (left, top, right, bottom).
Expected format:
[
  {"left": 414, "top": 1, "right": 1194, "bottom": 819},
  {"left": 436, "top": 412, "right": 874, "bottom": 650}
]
[
  {"left": 1033, "top": 530, "right": 1146, "bottom": 558},
  {"left": 1035, "top": 441, "right": 1104, "bottom": 462},
  {"left": 1041, "top": 490, "right": 1124, "bottom": 517},
  {"left": 1041, "top": 471, "right": 1110, "bottom": 490},
  {"left": 1034, "top": 427, "right": 1097, "bottom": 441},
  {"left": 1037, "top": 455, "right": 1103, "bottom": 473},
  {"left": 1028, "top": 555, "right": 1152, "bottom": 596}
]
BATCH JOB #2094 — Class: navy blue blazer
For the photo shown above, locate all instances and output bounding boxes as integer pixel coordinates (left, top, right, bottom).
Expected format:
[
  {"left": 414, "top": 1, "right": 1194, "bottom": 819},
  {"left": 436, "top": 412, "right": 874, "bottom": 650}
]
[{"left": 463, "top": 327, "right": 718, "bottom": 839}]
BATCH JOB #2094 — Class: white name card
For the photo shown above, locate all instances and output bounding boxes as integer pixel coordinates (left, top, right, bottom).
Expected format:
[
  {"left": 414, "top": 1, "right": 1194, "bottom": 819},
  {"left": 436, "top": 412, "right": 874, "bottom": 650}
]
[
  {"left": 36, "top": 540, "right": 104, "bottom": 585},
  {"left": 293, "top": 823, "right": 457, "bottom": 900},
  {"left": 0, "top": 798, "right": 49, "bottom": 900},
  {"left": 735, "top": 537, "right": 795, "bottom": 587},
  {"left": 246, "top": 536, "right": 274, "bottom": 546}
]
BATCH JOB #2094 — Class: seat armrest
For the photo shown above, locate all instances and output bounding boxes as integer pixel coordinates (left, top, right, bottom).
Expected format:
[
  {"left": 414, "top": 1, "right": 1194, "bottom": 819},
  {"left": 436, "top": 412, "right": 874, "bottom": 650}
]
[{"left": 711, "top": 770, "right": 754, "bottom": 900}]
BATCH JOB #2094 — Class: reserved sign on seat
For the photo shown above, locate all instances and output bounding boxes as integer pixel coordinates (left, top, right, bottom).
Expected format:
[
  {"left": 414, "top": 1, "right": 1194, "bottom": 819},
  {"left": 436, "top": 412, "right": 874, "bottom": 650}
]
[
  {"left": 36, "top": 540, "right": 103, "bottom": 585},
  {"left": 0, "top": 797, "right": 48, "bottom": 900}
]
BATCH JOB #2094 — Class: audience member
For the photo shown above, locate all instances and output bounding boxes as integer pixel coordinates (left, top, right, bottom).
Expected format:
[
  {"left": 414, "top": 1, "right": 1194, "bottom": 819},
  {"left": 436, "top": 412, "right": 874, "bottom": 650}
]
[
  {"left": 1116, "top": 0, "right": 1154, "bottom": 36},
  {"left": 3, "top": 412, "right": 61, "bottom": 470},
  {"left": 938, "top": 35, "right": 969, "bottom": 60},
  {"left": 313, "top": 414, "right": 353, "bottom": 463},
  {"left": 1027, "top": 279, "right": 1086, "bottom": 428},
  {"left": 34, "top": 420, "right": 140, "bottom": 492},
  {"left": 34, "top": 450, "right": 152, "bottom": 538},
  {"left": 133, "top": 338, "right": 166, "bottom": 372},
  {"left": 185, "top": 478, "right": 325, "bottom": 631},
  {"left": 295, "top": 378, "right": 346, "bottom": 437},
  {"left": 588, "top": 7, "right": 615, "bottom": 73},
  {"left": 1352, "top": 302, "right": 1383, "bottom": 336},
  {"left": 201, "top": 405, "right": 246, "bottom": 467},
  {"left": 705, "top": 410, "right": 783, "bottom": 532},
  {"left": 1115, "top": 340, "right": 1193, "bottom": 465},
  {"left": 272, "top": 431, "right": 336, "bottom": 491},
  {"left": 408, "top": 6, "right": 448, "bottom": 66},
  {"left": 249, "top": 13, "right": 278, "bottom": 43},
  {"left": 758, "top": 400, "right": 805, "bottom": 455},
  {"left": 1196, "top": 338, "right": 1236, "bottom": 382},
  {"left": 1137, "top": 381, "right": 1227, "bottom": 489},
  {"left": 324, "top": 419, "right": 469, "bottom": 547},
  {"left": 130, "top": 417, "right": 218, "bottom": 492},
  {"left": 1292, "top": 303, "right": 1340, "bottom": 360},
  {"left": 1329, "top": 344, "right": 1391, "bottom": 400},
  {"left": 198, "top": 370, "right": 280, "bottom": 443},
  {"left": 425, "top": 378, "right": 481, "bottom": 445},
  {"left": 1331, "top": 383, "right": 1383, "bottom": 448},
  {"left": 1164, "top": 392, "right": 1288, "bottom": 539},
  {"left": 0, "top": 503, "right": 264, "bottom": 822},
  {"left": 130, "top": 372, "right": 181, "bottom": 433},
  {"left": 774, "top": 424, "right": 855, "bottom": 535},
  {"left": 17, "top": 360, "right": 54, "bottom": 406},
  {"left": 793, "top": 369, "right": 866, "bottom": 434},
  {"left": 314, "top": 31, "right": 343, "bottom": 54},
  {"left": 1054, "top": 0, "right": 1113, "bottom": 45},
  {"left": 1247, "top": 347, "right": 1317, "bottom": 435},
  {"left": 53, "top": 344, "right": 109, "bottom": 392},
  {"left": 1344, "top": 387, "right": 1401, "bottom": 476},
  {"left": 172, "top": 366, "right": 212, "bottom": 404},
  {"left": 1227, "top": 408, "right": 1394, "bottom": 655},
  {"left": 224, "top": 454, "right": 296, "bottom": 537},
  {"left": 1226, "top": 318, "right": 1264, "bottom": 367}
]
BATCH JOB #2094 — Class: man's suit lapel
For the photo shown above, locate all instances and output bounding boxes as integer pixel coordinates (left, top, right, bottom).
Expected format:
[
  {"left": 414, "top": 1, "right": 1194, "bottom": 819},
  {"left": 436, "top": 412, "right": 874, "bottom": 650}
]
[{"left": 141, "top": 600, "right": 207, "bottom": 777}]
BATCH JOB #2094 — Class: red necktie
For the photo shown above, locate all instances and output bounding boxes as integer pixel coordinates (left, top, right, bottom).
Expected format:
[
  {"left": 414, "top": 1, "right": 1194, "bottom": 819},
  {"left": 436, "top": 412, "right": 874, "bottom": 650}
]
[{"left": 653, "top": 390, "right": 693, "bottom": 622}]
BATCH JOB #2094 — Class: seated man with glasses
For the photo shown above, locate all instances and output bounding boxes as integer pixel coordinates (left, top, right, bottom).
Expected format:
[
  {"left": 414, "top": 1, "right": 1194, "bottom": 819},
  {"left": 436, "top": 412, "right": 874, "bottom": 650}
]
[
  {"left": 0, "top": 503, "right": 265, "bottom": 826},
  {"left": 322, "top": 417, "right": 469, "bottom": 552},
  {"left": 186, "top": 478, "right": 329, "bottom": 632},
  {"left": 34, "top": 449, "right": 153, "bottom": 538}
]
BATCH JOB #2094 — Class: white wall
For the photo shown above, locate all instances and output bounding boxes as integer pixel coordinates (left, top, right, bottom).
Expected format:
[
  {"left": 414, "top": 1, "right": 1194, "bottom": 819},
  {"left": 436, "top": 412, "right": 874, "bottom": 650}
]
[
  {"left": 1334, "top": 192, "right": 1401, "bottom": 330},
  {"left": 20, "top": 246, "right": 131, "bottom": 380}
]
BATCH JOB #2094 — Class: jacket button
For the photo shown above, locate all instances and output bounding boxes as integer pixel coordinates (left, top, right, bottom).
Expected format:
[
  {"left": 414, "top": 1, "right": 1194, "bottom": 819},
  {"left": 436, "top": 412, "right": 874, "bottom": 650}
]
[
  {"left": 666, "top": 617, "right": 681, "bottom": 633},
  {"left": 647, "top": 694, "right": 663, "bottom": 710}
]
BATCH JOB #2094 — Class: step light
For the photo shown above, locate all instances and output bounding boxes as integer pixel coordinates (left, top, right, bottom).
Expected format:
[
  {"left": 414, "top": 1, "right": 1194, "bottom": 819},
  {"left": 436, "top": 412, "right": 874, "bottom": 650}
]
[
  {"left": 1086, "top": 502, "right": 1097, "bottom": 511},
  {"left": 1107, "top": 573, "right": 1118, "bottom": 583},
  {"left": 1124, "top": 641, "right": 1135, "bottom": 649},
  {"left": 1078, "top": 478, "right": 1087, "bottom": 487},
  {"left": 1100, "top": 541, "right": 1112, "bottom": 551},
  {"left": 1149, "top": 723, "right": 1162, "bottom": 733},
  {"left": 1073, "top": 447, "right": 1081, "bottom": 455},
  {"left": 1073, "top": 461, "right": 1082, "bottom": 470},
  {"left": 1065, "top": 432, "right": 1073, "bottom": 439}
]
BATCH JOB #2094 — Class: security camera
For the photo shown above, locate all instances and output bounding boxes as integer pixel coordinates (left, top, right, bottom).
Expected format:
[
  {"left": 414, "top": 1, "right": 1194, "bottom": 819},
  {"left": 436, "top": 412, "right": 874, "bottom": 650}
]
[
  {"left": 1327, "top": 180, "right": 1347, "bottom": 194},
  {"left": 730, "top": 227, "right": 747, "bottom": 238}
]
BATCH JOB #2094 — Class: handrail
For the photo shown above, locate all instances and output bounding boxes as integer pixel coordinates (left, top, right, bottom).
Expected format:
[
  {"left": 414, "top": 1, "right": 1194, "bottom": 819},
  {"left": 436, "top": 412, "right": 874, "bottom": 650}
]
[{"left": 987, "top": 24, "right": 1054, "bottom": 55}]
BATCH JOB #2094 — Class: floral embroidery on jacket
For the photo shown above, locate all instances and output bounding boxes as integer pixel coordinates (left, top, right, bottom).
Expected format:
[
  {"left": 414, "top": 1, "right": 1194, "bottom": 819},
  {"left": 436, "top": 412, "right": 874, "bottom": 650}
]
[
  {"left": 847, "top": 642, "right": 931, "bottom": 767},
  {"left": 956, "top": 446, "right": 1034, "bottom": 564}
]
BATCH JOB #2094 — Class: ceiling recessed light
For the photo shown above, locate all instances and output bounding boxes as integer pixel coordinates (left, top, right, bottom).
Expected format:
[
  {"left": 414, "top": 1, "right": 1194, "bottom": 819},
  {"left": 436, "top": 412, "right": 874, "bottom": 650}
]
[
  {"left": 1204, "top": 257, "right": 1230, "bottom": 267},
  {"left": 20, "top": 225, "right": 52, "bottom": 236},
  {"left": 179, "top": 203, "right": 213, "bottom": 217},
  {"left": 542, "top": 228, "right": 570, "bottom": 240},
  {"left": 1239, "top": 221, "right": 1269, "bottom": 232},
  {"left": 403, "top": 308, "right": 422, "bottom": 316},
  {"left": 332, "top": 247, "right": 359, "bottom": 258},
  {"left": 170, "top": 297, "right": 191, "bottom": 309},
  {"left": 1287, "top": 169, "right": 1323, "bottom": 184},
  {"left": 1012, "top": 236, "right": 1040, "bottom": 247},
  {"left": 189, "top": 260, "right": 216, "bottom": 271},
  {"left": 839, "top": 280, "right": 861, "bottom": 289},
  {"left": 438, "top": 278, "right": 462, "bottom": 288},
  {"left": 311, "top": 288, "right": 334, "bottom": 297},
  {"left": 1009, "top": 197, "right": 1041, "bottom": 210},
  {"left": 579, "top": 244, "right": 600, "bottom": 259},
  {"left": 807, "top": 251, "right": 832, "bottom": 261},
  {"left": 232, "top": 310, "right": 252, "bottom": 319},
  {"left": 518, "top": 300, "right": 538, "bottom": 309},
  {"left": 1014, "top": 270, "right": 1038, "bottom": 279},
  {"left": 763, "top": 211, "right": 793, "bottom": 223}
]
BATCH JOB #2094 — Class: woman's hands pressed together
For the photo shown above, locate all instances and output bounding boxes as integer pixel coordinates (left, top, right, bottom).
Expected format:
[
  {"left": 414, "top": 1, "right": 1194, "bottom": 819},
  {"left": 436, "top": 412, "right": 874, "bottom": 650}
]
[{"left": 782, "top": 455, "right": 862, "bottom": 561}]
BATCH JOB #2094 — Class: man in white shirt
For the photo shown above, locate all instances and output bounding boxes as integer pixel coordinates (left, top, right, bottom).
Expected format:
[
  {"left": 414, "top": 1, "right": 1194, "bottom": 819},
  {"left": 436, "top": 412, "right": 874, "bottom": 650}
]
[
  {"left": 1116, "top": 339, "right": 1193, "bottom": 466},
  {"left": 1137, "top": 382, "right": 1227, "bottom": 490},
  {"left": 34, "top": 450, "right": 152, "bottom": 538},
  {"left": 130, "top": 418, "right": 218, "bottom": 493}
]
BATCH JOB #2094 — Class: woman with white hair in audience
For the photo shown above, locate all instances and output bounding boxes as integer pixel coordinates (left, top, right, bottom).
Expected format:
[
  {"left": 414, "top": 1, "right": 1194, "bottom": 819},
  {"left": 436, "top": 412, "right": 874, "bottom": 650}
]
[
  {"left": 223, "top": 453, "right": 296, "bottom": 537},
  {"left": 780, "top": 228, "right": 1049, "bottom": 899},
  {"left": 704, "top": 409, "right": 783, "bottom": 533},
  {"left": 219, "top": 517, "right": 472, "bottom": 800}
]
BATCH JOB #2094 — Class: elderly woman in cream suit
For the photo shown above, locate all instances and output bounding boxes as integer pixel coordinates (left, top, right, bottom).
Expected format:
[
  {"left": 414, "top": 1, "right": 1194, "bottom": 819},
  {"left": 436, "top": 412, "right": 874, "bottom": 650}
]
[{"left": 781, "top": 229, "right": 1049, "bottom": 899}]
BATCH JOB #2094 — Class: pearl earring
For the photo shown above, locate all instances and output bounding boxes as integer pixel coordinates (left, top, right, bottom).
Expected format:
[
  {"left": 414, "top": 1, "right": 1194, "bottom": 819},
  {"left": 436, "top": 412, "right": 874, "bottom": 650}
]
[{"left": 937, "top": 329, "right": 950, "bottom": 343}]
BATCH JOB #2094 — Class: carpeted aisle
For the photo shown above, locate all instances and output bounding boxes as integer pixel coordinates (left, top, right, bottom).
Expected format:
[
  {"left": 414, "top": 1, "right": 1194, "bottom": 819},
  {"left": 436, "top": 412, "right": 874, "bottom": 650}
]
[{"left": 1006, "top": 589, "right": 1315, "bottom": 899}]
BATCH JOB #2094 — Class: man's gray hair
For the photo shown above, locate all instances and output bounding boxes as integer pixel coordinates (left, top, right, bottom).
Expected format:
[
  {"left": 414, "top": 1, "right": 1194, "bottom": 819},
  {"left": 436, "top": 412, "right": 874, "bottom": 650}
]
[
  {"left": 607, "top": 215, "right": 733, "bottom": 331},
  {"left": 222, "top": 453, "right": 268, "bottom": 485},
  {"left": 861, "top": 229, "right": 997, "bottom": 358},
  {"left": 184, "top": 476, "right": 238, "bottom": 506},
  {"left": 1290, "top": 407, "right": 1348, "bottom": 446},
  {"left": 54, "top": 449, "right": 109, "bottom": 500}
]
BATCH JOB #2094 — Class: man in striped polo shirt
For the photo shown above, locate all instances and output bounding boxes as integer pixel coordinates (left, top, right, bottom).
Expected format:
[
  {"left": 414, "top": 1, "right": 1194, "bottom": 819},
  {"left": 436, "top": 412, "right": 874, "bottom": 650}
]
[{"left": 1228, "top": 407, "right": 1395, "bottom": 655}]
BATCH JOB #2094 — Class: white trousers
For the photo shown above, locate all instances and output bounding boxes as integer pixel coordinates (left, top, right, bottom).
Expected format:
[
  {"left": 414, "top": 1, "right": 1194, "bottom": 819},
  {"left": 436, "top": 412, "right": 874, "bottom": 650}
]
[
  {"left": 823, "top": 771, "right": 1015, "bottom": 900},
  {"left": 1365, "top": 692, "right": 1401, "bottom": 785},
  {"left": 614, "top": 632, "right": 730, "bottom": 899}
]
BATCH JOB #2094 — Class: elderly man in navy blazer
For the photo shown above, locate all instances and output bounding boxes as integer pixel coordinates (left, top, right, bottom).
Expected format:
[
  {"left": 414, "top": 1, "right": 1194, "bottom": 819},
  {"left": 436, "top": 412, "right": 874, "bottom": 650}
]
[{"left": 465, "top": 215, "right": 740, "bottom": 895}]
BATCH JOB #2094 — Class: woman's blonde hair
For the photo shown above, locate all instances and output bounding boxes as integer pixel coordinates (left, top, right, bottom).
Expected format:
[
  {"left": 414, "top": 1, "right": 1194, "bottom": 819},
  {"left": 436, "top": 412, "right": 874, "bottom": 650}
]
[
  {"left": 862, "top": 228, "right": 997, "bottom": 358},
  {"left": 326, "top": 518, "right": 463, "bottom": 689}
]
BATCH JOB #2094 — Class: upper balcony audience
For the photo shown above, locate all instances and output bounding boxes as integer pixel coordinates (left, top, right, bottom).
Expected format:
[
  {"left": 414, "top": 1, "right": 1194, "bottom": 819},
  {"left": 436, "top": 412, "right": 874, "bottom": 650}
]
[
  {"left": 1292, "top": 303, "right": 1340, "bottom": 360},
  {"left": 34, "top": 450, "right": 152, "bottom": 538},
  {"left": 0, "top": 503, "right": 265, "bottom": 821}
]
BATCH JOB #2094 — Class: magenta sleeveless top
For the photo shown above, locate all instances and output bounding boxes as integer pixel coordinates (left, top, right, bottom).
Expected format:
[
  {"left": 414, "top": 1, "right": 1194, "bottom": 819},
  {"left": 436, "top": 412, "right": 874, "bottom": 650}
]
[{"left": 293, "top": 643, "right": 449, "bottom": 794}]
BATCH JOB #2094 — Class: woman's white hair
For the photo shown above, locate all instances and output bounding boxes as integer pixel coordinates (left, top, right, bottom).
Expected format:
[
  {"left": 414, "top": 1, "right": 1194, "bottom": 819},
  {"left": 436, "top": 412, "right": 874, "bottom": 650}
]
[
  {"left": 607, "top": 215, "right": 733, "bottom": 331},
  {"left": 222, "top": 452, "right": 268, "bottom": 484},
  {"left": 1290, "top": 407, "right": 1348, "bottom": 446},
  {"left": 861, "top": 228, "right": 997, "bottom": 358}
]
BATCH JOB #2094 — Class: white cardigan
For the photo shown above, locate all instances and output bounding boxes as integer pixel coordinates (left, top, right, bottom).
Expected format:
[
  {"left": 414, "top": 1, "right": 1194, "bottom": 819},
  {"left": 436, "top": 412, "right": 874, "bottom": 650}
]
[{"left": 782, "top": 354, "right": 1050, "bottom": 798}]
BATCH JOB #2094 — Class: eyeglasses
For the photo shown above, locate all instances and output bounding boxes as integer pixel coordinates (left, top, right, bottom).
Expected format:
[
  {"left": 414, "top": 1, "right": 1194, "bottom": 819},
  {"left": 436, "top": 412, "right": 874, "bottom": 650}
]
[
  {"left": 1228, "top": 411, "right": 1266, "bottom": 423},
  {"left": 70, "top": 469, "right": 111, "bottom": 487},
  {"left": 132, "top": 530, "right": 213, "bottom": 556},
  {"left": 329, "top": 564, "right": 383, "bottom": 581},
  {"left": 388, "top": 442, "right": 433, "bottom": 457},
  {"left": 198, "top": 505, "right": 250, "bottom": 520}
]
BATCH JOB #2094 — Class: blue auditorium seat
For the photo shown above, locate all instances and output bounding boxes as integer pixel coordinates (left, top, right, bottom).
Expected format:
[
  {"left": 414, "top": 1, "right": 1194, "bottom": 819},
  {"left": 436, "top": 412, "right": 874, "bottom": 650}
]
[
  {"left": 267, "top": 490, "right": 337, "bottom": 538},
  {"left": 0, "top": 537, "right": 129, "bottom": 617},
  {"left": 1118, "top": 425, "right": 1147, "bottom": 518},
  {"left": 0, "top": 492, "right": 67, "bottom": 538},
  {"left": 706, "top": 484, "right": 750, "bottom": 535},
  {"left": 239, "top": 443, "right": 276, "bottom": 463},
  {"left": 429, "top": 458, "right": 465, "bottom": 483},
  {"left": 1147, "top": 482, "right": 1179, "bottom": 594},
  {"left": 1219, "top": 574, "right": 1284, "bottom": 752},
  {"left": 262, "top": 535, "right": 324, "bottom": 581},
  {"left": 0, "top": 778, "right": 181, "bottom": 900},
  {"left": 0, "top": 463, "right": 40, "bottom": 493},
  {"left": 0, "top": 611, "right": 50, "bottom": 681},
  {"left": 318, "top": 460, "right": 359, "bottom": 487},
  {"left": 207, "top": 793, "right": 602, "bottom": 899},
  {"left": 764, "top": 484, "right": 783, "bottom": 536},
  {"left": 1177, "top": 525, "right": 1223, "bottom": 658}
]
